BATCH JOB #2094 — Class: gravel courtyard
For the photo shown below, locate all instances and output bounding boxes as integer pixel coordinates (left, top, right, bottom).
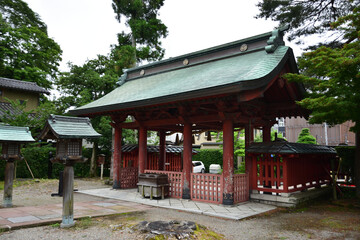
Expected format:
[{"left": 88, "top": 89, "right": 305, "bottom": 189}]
[{"left": 0, "top": 178, "right": 359, "bottom": 240}]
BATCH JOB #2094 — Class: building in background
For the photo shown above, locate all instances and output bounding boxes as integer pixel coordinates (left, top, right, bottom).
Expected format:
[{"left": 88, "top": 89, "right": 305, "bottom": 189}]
[
  {"left": 285, "top": 117, "right": 355, "bottom": 146},
  {"left": 0, "top": 77, "right": 49, "bottom": 114}
]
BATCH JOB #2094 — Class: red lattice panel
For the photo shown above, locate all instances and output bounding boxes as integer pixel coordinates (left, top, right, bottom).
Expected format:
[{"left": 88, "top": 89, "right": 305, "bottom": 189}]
[
  {"left": 145, "top": 170, "right": 183, "bottom": 198},
  {"left": 234, "top": 173, "right": 249, "bottom": 204},
  {"left": 191, "top": 173, "right": 223, "bottom": 204},
  {"left": 120, "top": 167, "right": 138, "bottom": 188}
]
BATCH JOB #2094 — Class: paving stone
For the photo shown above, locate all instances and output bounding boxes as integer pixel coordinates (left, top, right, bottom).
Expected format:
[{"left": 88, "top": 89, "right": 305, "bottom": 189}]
[
  {"left": 8, "top": 215, "right": 40, "bottom": 223},
  {"left": 92, "top": 202, "right": 117, "bottom": 207}
]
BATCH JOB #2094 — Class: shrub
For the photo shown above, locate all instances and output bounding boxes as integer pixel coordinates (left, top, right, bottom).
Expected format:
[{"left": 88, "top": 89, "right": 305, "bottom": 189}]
[{"left": 192, "top": 149, "right": 223, "bottom": 172}]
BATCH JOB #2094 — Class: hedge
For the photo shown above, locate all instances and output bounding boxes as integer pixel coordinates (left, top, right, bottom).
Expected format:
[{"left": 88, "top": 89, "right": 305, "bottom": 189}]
[
  {"left": 192, "top": 149, "right": 223, "bottom": 172},
  {"left": 0, "top": 143, "right": 111, "bottom": 180}
]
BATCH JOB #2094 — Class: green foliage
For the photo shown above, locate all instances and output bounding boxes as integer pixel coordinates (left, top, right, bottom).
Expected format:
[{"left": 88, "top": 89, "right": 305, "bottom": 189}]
[
  {"left": 256, "top": 0, "right": 358, "bottom": 47},
  {"left": 285, "top": 7, "right": 360, "bottom": 133},
  {"left": 111, "top": 0, "right": 168, "bottom": 66},
  {"left": 335, "top": 146, "right": 355, "bottom": 183},
  {"left": 0, "top": 0, "right": 62, "bottom": 89},
  {"left": 297, "top": 128, "right": 317, "bottom": 144},
  {"left": 216, "top": 130, "right": 245, "bottom": 157},
  {"left": 0, "top": 143, "right": 111, "bottom": 180},
  {"left": 0, "top": 98, "right": 56, "bottom": 135},
  {"left": 254, "top": 130, "right": 286, "bottom": 142},
  {"left": 192, "top": 149, "right": 223, "bottom": 172}
]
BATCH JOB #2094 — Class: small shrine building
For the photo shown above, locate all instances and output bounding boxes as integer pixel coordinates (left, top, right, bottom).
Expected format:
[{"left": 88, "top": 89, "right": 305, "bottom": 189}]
[{"left": 70, "top": 28, "right": 308, "bottom": 205}]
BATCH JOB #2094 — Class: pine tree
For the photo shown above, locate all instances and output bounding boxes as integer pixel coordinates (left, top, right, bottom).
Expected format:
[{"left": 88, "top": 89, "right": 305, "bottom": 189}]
[{"left": 296, "top": 128, "right": 317, "bottom": 145}]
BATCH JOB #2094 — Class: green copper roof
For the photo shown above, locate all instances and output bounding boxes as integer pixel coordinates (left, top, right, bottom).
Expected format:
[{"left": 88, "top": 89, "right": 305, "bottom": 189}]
[
  {"left": 40, "top": 115, "right": 101, "bottom": 139},
  {"left": 70, "top": 29, "right": 299, "bottom": 116},
  {"left": 0, "top": 124, "right": 35, "bottom": 142}
]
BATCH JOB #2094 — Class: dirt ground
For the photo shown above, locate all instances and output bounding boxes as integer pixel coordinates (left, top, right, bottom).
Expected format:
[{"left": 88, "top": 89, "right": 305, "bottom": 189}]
[{"left": 0, "top": 178, "right": 359, "bottom": 240}]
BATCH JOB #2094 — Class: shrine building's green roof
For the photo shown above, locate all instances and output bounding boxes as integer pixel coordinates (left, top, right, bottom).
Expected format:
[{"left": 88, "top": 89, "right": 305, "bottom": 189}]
[
  {"left": 0, "top": 124, "right": 35, "bottom": 142},
  {"left": 70, "top": 27, "right": 301, "bottom": 116},
  {"left": 40, "top": 115, "right": 101, "bottom": 139}
]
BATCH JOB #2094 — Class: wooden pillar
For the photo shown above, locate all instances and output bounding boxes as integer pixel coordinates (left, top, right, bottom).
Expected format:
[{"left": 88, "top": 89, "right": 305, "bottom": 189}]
[
  {"left": 138, "top": 125, "right": 147, "bottom": 174},
  {"left": 223, "top": 119, "right": 234, "bottom": 205},
  {"left": 61, "top": 164, "right": 74, "bottom": 228},
  {"left": 3, "top": 159, "right": 14, "bottom": 208},
  {"left": 159, "top": 130, "right": 166, "bottom": 171},
  {"left": 245, "top": 123, "right": 254, "bottom": 191},
  {"left": 263, "top": 124, "right": 271, "bottom": 142},
  {"left": 113, "top": 125, "right": 122, "bottom": 189},
  {"left": 182, "top": 123, "right": 192, "bottom": 199}
]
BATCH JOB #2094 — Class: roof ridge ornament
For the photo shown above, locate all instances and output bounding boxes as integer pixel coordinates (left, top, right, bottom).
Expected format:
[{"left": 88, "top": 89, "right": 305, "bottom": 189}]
[
  {"left": 265, "top": 28, "right": 286, "bottom": 54},
  {"left": 117, "top": 69, "right": 128, "bottom": 86}
]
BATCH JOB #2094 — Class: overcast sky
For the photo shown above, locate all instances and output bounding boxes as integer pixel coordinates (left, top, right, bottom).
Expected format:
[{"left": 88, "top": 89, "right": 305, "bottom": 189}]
[{"left": 23, "top": 0, "right": 301, "bottom": 72}]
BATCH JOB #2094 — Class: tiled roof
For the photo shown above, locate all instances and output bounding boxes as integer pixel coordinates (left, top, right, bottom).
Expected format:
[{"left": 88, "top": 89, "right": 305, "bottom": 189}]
[
  {"left": 122, "top": 144, "right": 198, "bottom": 154},
  {"left": 70, "top": 27, "right": 303, "bottom": 116},
  {"left": 0, "top": 124, "right": 35, "bottom": 142},
  {"left": 40, "top": 115, "right": 101, "bottom": 139},
  {"left": 246, "top": 142, "right": 337, "bottom": 155},
  {"left": 0, "top": 77, "right": 49, "bottom": 94},
  {"left": 0, "top": 102, "right": 19, "bottom": 117}
]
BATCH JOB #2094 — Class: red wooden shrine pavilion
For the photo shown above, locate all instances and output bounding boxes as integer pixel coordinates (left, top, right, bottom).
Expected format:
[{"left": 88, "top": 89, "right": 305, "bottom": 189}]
[{"left": 70, "top": 28, "right": 308, "bottom": 205}]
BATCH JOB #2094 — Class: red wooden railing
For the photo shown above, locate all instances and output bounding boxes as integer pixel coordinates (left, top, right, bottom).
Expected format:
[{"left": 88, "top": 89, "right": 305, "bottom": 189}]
[
  {"left": 191, "top": 173, "right": 223, "bottom": 204},
  {"left": 120, "top": 167, "right": 138, "bottom": 188},
  {"left": 234, "top": 173, "right": 249, "bottom": 203},
  {"left": 144, "top": 170, "right": 183, "bottom": 198},
  {"left": 252, "top": 153, "right": 331, "bottom": 194}
]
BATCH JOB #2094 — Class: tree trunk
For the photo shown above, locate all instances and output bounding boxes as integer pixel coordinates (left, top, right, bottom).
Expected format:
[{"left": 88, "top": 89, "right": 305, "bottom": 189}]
[
  {"left": 89, "top": 142, "right": 98, "bottom": 177},
  {"left": 355, "top": 131, "right": 360, "bottom": 198}
]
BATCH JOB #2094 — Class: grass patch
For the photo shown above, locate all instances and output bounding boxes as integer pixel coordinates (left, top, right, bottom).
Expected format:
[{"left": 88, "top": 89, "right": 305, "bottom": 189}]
[
  {"left": 75, "top": 217, "right": 93, "bottom": 229},
  {"left": 194, "top": 224, "right": 225, "bottom": 240}
]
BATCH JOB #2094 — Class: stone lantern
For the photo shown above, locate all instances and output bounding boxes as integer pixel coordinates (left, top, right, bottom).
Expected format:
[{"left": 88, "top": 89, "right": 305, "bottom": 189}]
[
  {"left": 40, "top": 115, "right": 101, "bottom": 228},
  {"left": 0, "top": 125, "right": 35, "bottom": 207}
]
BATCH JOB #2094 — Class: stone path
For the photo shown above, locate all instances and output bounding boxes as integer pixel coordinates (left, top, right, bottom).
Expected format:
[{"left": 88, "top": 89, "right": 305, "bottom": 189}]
[
  {"left": 79, "top": 188, "right": 277, "bottom": 220},
  {"left": 0, "top": 199, "right": 152, "bottom": 230}
]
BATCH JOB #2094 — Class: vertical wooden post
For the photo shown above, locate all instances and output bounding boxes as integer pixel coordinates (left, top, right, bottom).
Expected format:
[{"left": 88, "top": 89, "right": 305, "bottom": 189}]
[
  {"left": 223, "top": 119, "right": 234, "bottom": 205},
  {"left": 3, "top": 159, "right": 14, "bottom": 208},
  {"left": 61, "top": 164, "right": 74, "bottom": 228},
  {"left": 245, "top": 123, "right": 254, "bottom": 192},
  {"left": 182, "top": 123, "right": 192, "bottom": 199},
  {"left": 159, "top": 130, "right": 166, "bottom": 171},
  {"left": 113, "top": 125, "right": 122, "bottom": 189},
  {"left": 138, "top": 125, "right": 147, "bottom": 174},
  {"left": 263, "top": 124, "right": 271, "bottom": 142}
]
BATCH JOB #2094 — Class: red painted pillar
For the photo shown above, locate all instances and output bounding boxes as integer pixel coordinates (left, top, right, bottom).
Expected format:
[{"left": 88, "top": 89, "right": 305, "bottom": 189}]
[
  {"left": 222, "top": 119, "right": 234, "bottom": 205},
  {"left": 245, "top": 124, "right": 254, "bottom": 192},
  {"left": 263, "top": 124, "right": 271, "bottom": 142},
  {"left": 182, "top": 123, "right": 192, "bottom": 199},
  {"left": 138, "top": 126, "right": 147, "bottom": 174},
  {"left": 113, "top": 125, "right": 122, "bottom": 189},
  {"left": 159, "top": 130, "right": 166, "bottom": 171}
]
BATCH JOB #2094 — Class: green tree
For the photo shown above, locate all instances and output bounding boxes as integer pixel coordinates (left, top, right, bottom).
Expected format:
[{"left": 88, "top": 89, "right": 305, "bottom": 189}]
[
  {"left": 0, "top": 98, "right": 56, "bottom": 135},
  {"left": 296, "top": 128, "right": 317, "bottom": 144},
  {"left": 0, "top": 0, "right": 62, "bottom": 89},
  {"left": 56, "top": 54, "right": 118, "bottom": 177},
  {"left": 257, "top": 3, "right": 360, "bottom": 196},
  {"left": 256, "top": 0, "right": 359, "bottom": 48},
  {"left": 111, "top": 0, "right": 168, "bottom": 68}
]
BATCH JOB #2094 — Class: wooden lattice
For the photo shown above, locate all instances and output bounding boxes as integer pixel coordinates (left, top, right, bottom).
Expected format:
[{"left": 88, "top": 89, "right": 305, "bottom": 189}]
[
  {"left": 145, "top": 170, "right": 183, "bottom": 198},
  {"left": 120, "top": 167, "right": 138, "bottom": 188},
  {"left": 190, "top": 173, "right": 223, "bottom": 204},
  {"left": 233, "top": 173, "right": 249, "bottom": 203},
  {"left": 7, "top": 143, "right": 19, "bottom": 155}
]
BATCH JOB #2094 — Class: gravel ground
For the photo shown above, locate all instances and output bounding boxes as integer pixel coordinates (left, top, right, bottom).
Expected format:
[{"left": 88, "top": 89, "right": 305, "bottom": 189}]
[{"left": 0, "top": 179, "right": 359, "bottom": 240}]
